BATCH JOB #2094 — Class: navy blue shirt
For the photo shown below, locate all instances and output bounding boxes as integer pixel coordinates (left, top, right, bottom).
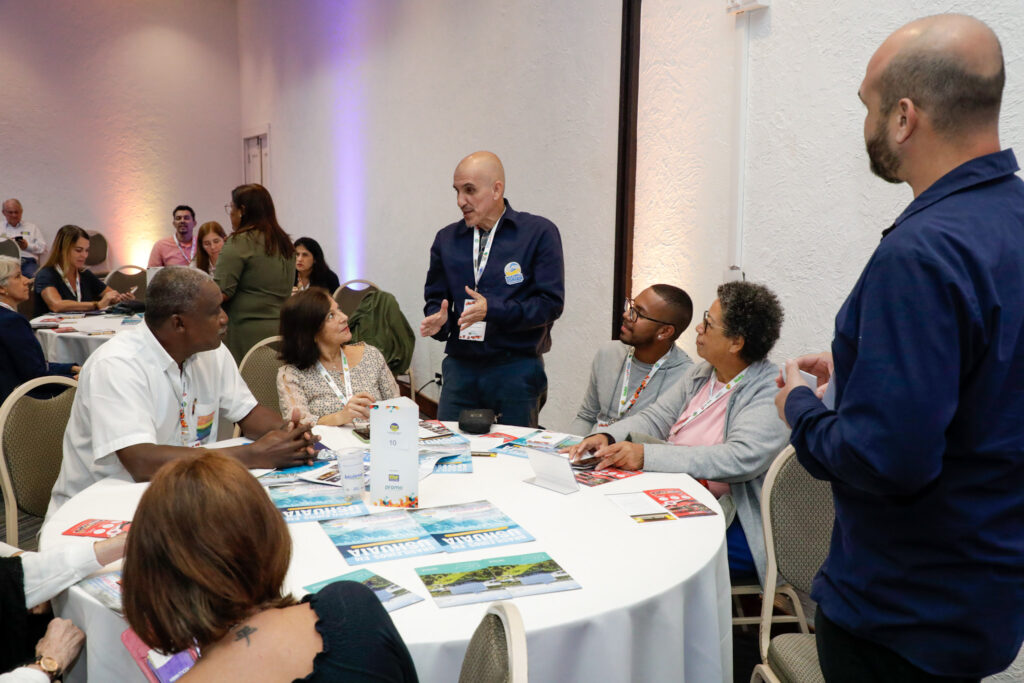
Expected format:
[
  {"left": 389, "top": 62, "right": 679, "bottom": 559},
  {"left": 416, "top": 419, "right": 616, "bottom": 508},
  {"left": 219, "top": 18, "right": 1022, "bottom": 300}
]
[
  {"left": 785, "top": 149, "right": 1024, "bottom": 677},
  {"left": 0, "top": 306, "right": 76, "bottom": 404},
  {"left": 423, "top": 200, "right": 564, "bottom": 359},
  {"left": 33, "top": 266, "right": 106, "bottom": 316}
]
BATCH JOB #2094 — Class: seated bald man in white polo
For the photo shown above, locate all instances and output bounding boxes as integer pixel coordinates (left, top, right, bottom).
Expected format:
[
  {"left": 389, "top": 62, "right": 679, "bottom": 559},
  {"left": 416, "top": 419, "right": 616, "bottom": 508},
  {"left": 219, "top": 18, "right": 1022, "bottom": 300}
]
[{"left": 46, "top": 267, "right": 316, "bottom": 519}]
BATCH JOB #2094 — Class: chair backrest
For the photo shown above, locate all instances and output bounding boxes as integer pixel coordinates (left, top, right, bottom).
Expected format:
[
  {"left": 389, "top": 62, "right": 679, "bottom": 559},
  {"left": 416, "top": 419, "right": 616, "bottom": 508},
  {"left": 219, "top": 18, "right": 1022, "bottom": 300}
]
[
  {"left": 105, "top": 266, "right": 148, "bottom": 302},
  {"left": 0, "top": 377, "right": 78, "bottom": 546},
  {"left": 458, "top": 601, "right": 528, "bottom": 683},
  {"left": 333, "top": 279, "right": 379, "bottom": 317},
  {"left": 238, "top": 336, "right": 284, "bottom": 414},
  {"left": 0, "top": 238, "right": 19, "bottom": 259},
  {"left": 759, "top": 445, "right": 835, "bottom": 660},
  {"left": 85, "top": 230, "right": 109, "bottom": 275}
]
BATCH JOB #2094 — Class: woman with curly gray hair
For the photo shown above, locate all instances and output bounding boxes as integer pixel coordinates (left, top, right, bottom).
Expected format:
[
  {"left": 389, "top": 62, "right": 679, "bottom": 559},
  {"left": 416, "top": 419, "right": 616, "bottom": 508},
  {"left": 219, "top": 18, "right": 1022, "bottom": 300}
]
[{"left": 569, "top": 281, "right": 788, "bottom": 583}]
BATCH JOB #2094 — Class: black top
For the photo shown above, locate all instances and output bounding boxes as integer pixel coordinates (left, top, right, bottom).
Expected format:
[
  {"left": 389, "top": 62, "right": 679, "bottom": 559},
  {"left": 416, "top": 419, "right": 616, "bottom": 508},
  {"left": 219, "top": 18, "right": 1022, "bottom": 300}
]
[
  {"left": 295, "top": 580, "right": 418, "bottom": 683},
  {"left": 33, "top": 266, "right": 106, "bottom": 315},
  {"left": 0, "top": 306, "right": 76, "bottom": 405}
]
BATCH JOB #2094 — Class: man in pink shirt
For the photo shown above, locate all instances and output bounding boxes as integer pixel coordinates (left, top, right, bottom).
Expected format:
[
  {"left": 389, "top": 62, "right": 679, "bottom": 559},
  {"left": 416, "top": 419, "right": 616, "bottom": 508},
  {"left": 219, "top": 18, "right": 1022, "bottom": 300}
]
[{"left": 148, "top": 205, "right": 197, "bottom": 267}]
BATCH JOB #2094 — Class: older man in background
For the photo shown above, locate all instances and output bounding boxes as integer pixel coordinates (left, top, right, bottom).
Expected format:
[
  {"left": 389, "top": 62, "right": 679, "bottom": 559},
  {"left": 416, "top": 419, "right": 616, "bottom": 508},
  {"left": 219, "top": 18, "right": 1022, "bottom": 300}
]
[
  {"left": 2, "top": 199, "right": 47, "bottom": 278},
  {"left": 777, "top": 14, "right": 1024, "bottom": 681}
]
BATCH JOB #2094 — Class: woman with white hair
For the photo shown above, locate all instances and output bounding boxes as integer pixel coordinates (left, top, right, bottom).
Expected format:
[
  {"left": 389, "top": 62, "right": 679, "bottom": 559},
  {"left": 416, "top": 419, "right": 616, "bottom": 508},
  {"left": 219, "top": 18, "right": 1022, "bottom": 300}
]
[{"left": 0, "top": 256, "right": 79, "bottom": 405}]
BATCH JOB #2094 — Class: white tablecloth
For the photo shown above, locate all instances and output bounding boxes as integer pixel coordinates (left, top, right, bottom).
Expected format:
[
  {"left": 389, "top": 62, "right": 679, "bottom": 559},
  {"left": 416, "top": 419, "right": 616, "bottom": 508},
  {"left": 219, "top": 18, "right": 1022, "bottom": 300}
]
[
  {"left": 32, "top": 314, "right": 135, "bottom": 364},
  {"left": 40, "top": 426, "right": 733, "bottom": 683}
]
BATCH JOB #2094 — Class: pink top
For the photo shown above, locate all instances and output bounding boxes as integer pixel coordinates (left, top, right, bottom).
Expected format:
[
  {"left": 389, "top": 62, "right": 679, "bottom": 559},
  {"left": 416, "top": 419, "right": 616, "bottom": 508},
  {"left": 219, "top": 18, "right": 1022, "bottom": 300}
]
[
  {"left": 667, "top": 375, "right": 731, "bottom": 497},
  {"left": 148, "top": 236, "right": 195, "bottom": 267}
]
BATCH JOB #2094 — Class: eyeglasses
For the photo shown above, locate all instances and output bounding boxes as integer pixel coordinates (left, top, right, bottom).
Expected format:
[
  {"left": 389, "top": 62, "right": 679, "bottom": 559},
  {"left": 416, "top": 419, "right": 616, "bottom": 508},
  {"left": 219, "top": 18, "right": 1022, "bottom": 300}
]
[
  {"left": 701, "top": 310, "right": 719, "bottom": 331},
  {"left": 223, "top": 203, "right": 233, "bottom": 215},
  {"left": 624, "top": 298, "right": 673, "bottom": 326}
]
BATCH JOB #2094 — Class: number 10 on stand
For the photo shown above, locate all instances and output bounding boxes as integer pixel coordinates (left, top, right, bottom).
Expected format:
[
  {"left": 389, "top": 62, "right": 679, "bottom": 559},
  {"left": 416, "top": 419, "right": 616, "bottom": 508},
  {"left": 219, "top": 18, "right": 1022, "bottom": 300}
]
[{"left": 369, "top": 397, "right": 419, "bottom": 507}]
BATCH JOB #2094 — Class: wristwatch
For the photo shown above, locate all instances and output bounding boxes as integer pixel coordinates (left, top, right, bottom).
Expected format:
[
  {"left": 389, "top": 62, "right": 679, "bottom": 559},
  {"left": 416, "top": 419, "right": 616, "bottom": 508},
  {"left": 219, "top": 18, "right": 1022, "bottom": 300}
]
[{"left": 34, "top": 654, "right": 62, "bottom": 680}]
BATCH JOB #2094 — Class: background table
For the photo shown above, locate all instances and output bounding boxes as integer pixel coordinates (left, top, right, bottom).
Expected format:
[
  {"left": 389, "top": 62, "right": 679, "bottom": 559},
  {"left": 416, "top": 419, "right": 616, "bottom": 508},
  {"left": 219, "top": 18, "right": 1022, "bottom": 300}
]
[
  {"left": 40, "top": 426, "right": 733, "bottom": 683},
  {"left": 32, "top": 313, "right": 135, "bottom": 363}
]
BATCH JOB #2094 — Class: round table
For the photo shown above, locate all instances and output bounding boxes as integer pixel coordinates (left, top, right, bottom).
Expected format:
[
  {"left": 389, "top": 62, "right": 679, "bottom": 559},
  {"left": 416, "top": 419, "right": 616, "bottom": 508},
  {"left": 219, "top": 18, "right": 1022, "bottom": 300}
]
[
  {"left": 40, "top": 426, "right": 732, "bottom": 683},
  {"left": 32, "top": 313, "right": 136, "bottom": 363}
]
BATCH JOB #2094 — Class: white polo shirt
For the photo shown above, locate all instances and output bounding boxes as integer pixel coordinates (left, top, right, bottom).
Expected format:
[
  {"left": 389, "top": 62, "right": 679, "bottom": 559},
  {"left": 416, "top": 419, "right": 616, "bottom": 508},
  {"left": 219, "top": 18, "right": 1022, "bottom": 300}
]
[{"left": 46, "top": 324, "right": 258, "bottom": 520}]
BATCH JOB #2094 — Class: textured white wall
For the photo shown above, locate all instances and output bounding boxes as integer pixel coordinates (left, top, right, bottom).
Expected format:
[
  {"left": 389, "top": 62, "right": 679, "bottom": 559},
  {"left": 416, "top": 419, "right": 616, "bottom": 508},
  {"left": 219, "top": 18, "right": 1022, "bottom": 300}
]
[
  {"left": 237, "top": 0, "right": 623, "bottom": 429},
  {"left": 637, "top": 0, "right": 1024, "bottom": 366},
  {"left": 0, "top": 0, "right": 241, "bottom": 268}
]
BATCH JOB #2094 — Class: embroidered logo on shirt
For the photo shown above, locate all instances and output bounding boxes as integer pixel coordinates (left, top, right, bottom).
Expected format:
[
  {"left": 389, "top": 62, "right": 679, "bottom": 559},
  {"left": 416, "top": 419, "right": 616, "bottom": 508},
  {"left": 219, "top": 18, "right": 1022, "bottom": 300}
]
[{"left": 504, "top": 261, "right": 524, "bottom": 285}]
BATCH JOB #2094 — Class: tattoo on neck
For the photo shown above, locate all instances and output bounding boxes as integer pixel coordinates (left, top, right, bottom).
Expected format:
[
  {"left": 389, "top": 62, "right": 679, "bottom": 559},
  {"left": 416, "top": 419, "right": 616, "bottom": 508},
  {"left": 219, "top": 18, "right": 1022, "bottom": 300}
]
[{"left": 234, "top": 625, "right": 257, "bottom": 646}]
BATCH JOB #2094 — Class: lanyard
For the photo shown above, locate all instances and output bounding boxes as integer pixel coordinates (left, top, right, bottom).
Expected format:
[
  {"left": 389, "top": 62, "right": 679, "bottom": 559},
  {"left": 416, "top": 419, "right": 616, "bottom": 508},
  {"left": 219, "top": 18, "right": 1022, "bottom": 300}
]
[
  {"left": 471, "top": 210, "right": 503, "bottom": 287},
  {"left": 55, "top": 265, "right": 81, "bottom": 302},
  {"left": 174, "top": 235, "right": 195, "bottom": 263},
  {"left": 318, "top": 352, "right": 353, "bottom": 404},
  {"left": 177, "top": 367, "right": 198, "bottom": 447},
  {"left": 671, "top": 370, "right": 747, "bottom": 435},
  {"left": 616, "top": 348, "right": 668, "bottom": 419}
]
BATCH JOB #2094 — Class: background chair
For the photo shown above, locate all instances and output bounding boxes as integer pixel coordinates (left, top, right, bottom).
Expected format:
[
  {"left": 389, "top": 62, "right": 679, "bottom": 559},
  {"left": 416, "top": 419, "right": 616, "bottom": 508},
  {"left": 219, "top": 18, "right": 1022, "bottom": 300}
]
[
  {"left": 0, "top": 238, "right": 19, "bottom": 259},
  {"left": 85, "top": 230, "right": 110, "bottom": 277},
  {"left": 333, "top": 279, "right": 378, "bottom": 316},
  {"left": 751, "top": 445, "right": 834, "bottom": 683},
  {"left": 234, "top": 336, "right": 283, "bottom": 437},
  {"left": 345, "top": 287, "right": 417, "bottom": 403},
  {"left": 459, "top": 601, "right": 527, "bottom": 683},
  {"left": 105, "top": 265, "right": 147, "bottom": 302},
  {"left": 0, "top": 376, "right": 77, "bottom": 547}
]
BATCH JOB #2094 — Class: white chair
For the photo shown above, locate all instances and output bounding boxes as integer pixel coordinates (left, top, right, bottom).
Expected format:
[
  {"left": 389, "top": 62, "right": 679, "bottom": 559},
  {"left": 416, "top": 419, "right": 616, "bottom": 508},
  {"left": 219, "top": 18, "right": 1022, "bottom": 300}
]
[
  {"left": 458, "top": 601, "right": 528, "bottom": 683},
  {"left": 751, "top": 446, "right": 833, "bottom": 683},
  {"left": 0, "top": 377, "right": 77, "bottom": 547}
]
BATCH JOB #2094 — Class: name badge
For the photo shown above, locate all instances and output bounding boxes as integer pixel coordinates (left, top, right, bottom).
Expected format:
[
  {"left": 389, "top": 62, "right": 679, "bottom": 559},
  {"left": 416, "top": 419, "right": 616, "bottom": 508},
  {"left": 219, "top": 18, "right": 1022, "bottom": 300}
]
[
  {"left": 458, "top": 298, "right": 486, "bottom": 342},
  {"left": 504, "top": 261, "right": 524, "bottom": 285}
]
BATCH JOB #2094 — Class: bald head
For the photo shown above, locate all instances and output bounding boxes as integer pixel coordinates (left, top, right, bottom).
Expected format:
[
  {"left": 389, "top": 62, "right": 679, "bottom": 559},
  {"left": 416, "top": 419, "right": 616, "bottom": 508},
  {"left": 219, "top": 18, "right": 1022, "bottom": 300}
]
[
  {"left": 453, "top": 151, "right": 506, "bottom": 230},
  {"left": 866, "top": 14, "right": 1003, "bottom": 136}
]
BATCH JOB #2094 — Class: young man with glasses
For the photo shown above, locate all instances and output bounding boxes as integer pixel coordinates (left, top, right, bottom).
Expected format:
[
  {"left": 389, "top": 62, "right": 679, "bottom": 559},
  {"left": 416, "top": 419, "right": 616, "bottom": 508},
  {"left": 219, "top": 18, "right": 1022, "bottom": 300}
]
[{"left": 568, "top": 285, "right": 693, "bottom": 435}]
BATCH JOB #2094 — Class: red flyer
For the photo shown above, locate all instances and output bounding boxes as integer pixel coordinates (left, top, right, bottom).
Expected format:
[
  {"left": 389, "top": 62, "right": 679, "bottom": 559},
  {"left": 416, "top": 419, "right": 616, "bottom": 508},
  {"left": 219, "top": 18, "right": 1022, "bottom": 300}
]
[
  {"left": 575, "top": 468, "right": 643, "bottom": 487},
  {"left": 62, "top": 519, "right": 131, "bottom": 538},
  {"left": 644, "top": 488, "right": 716, "bottom": 519}
]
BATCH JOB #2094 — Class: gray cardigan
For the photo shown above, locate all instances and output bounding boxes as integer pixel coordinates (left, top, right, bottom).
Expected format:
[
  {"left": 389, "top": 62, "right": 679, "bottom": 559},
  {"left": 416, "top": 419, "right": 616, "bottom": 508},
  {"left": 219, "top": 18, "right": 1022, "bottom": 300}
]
[
  {"left": 567, "top": 341, "right": 693, "bottom": 436},
  {"left": 600, "top": 358, "right": 790, "bottom": 584}
]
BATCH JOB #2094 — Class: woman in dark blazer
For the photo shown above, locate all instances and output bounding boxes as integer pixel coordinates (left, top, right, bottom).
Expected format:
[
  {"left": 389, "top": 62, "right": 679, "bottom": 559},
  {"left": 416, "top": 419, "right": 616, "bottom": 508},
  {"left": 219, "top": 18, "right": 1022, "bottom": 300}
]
[{"left": 0, "top": 256, "right": 78, "bottom": 405}]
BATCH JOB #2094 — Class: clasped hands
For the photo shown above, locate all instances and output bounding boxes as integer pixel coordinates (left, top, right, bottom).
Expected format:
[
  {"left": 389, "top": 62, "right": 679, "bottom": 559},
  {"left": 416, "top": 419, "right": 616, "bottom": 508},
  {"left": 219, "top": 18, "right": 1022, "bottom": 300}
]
[
  {"left": 562, "top": 434, "right": 645, "bottom": 471},
  {"left": 249, "top": 408, "right": 321, "bottom": 469},
  {"left": 419, "top": 286, "right": 487, "bottom": 336}
]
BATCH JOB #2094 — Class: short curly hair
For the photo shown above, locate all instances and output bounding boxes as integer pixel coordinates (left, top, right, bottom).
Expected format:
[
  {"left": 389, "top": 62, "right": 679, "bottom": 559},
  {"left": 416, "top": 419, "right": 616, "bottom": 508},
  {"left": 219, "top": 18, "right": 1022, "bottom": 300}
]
[{"left": 717, "top": 281, "right": 783, "bottom": 364}]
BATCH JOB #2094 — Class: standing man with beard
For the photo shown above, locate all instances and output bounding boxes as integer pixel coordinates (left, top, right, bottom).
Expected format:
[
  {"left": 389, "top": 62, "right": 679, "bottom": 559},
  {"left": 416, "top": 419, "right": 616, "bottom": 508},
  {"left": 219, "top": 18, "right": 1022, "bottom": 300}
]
[
  {"left": 776, "top": 14, "right": 1024, "bottom": 681},
  {"left": 568, "top": 284, "right": 693, "bottom": 435},
  {"left": 47, "top": 267, "right": 318, "bottom": 519},
  {"left": 421, "top": 151, "right": 564, "bottom": 427}
]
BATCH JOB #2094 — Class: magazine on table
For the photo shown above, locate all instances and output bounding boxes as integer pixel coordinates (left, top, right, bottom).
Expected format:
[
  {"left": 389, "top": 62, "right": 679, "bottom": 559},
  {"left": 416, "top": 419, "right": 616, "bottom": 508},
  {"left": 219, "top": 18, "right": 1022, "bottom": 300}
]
[
  {"left": 416, "top": 551, "right": 580, "bottom": 608},
  {"left": 320, "top": 510, "right": 443, "bottom": 565},
  {"left": 573, "top": 468, "right": 643, "bottom": 487},
  {"left": 266, "top": 482, "right": 368, "bottom": 523},
  {"left": 468, "top": 432, "right": 519, "bottom": 456},
  {"left": 62, "top": 518, "right": 131, "bottom": 538},
  {"left": 257, "top": 454, "right": 336, "bottom": 486},
  {"left": 418, "top": 419, "right": 454, "bottom": 439},
  {"left": 495, "top": 430, "right": 581, "bottom": 457},
  {"left": 409, "top": 500, "right": 534, "bottom": 553},
  {"left": 303, "top": 569, "right": 423, "bottom": 612},
  {"left": 607, "top": 488, "right": 716, "bottom": 523},
  {"left": 421, "top": 448, "right": 473, "bottom": 475},
  {"left": 77, "top": 571, "right": 123, "bottom": 615}
]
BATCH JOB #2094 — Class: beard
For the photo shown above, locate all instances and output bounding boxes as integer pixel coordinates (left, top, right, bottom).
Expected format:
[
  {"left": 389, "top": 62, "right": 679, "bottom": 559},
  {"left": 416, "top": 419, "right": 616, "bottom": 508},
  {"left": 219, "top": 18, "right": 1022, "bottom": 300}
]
[{"left": 866, "top": 120, "right": 902, "bottom": 184}]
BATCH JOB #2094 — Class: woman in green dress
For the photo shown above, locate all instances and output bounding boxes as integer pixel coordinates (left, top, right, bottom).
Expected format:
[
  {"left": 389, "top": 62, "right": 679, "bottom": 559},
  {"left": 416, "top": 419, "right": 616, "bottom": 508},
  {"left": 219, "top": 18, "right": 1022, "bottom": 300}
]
[{"left": 215, "top": 184, "right": 296, "bottom": 363}]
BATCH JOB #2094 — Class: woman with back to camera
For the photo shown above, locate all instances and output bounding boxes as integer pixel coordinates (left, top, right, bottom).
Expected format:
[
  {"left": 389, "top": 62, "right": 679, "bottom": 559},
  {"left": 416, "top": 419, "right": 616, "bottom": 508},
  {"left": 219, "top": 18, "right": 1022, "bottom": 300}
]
[
  {"left": 33, "top": 225, "right": 130, "bottom": 315},
  {"left": 215, "top": 184, "right": 295, "bottom": 363},
  {"left": 568, "top": 281, "right": 789, "bottom": 584},
  {"left": 293, "top": 237, "right": 340, "bottom": 294},
  {"left": 121, "top": 452, "right": 418, "bottom": 682},
  {"left": 277, "top": 287, "right": 398, "bottom": 426},
  {"left": 193, "top": 221, "right": 227, "bottom": 275}
]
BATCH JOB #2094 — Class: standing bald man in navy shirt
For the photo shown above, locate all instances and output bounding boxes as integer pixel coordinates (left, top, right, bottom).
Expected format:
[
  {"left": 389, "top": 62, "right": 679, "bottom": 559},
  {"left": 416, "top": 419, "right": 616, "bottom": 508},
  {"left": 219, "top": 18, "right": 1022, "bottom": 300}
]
[
  {"left": 776, "top": 14, "right": 1024, "bottom": 682},
  {"left": 421, "top": 151, "right": 564, "bottom": 427}
]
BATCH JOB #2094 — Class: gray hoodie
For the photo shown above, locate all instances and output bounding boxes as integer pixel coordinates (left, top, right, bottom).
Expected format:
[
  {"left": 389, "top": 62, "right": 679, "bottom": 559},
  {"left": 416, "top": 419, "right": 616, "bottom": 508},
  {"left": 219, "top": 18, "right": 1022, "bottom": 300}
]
[
  {"left": 601, "top": 358, "right": 790, "bottom": 584},
  {"left": 567, "top": 340, "right": 693, "bottom": 436}
]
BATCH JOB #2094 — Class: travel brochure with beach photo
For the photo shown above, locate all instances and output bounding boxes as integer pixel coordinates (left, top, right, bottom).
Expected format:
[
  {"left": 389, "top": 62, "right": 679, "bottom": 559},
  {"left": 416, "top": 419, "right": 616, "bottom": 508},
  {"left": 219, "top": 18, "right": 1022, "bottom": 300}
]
[
  {"left": 303, "top": 569, "right": 423, "bottom": 612},
  {"left": 266, "top": 482, "right": 368, "bottom": 523},
  {"left": 409, "top": 500, "right": 535, "bottom": 553},
  {"left": 416, "top": 551, "right": 580, "bottom": 608}
]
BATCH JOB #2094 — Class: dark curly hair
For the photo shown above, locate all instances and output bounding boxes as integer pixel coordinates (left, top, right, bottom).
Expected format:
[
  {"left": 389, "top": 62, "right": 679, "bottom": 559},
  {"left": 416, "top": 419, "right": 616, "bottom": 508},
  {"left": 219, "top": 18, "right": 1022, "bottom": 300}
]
[{"left": 717, "top": 281, "right": 783, "bottom": 364}]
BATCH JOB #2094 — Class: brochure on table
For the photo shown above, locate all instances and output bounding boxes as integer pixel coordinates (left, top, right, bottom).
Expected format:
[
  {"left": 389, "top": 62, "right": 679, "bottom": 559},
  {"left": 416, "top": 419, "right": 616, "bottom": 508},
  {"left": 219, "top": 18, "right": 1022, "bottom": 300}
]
[
  {"left": 370, "top": 397, "right": 419, "bottom": 507},
  {"left": 266, "top": 482, "right": 369, "bottom": 523},
  {"left": 416, "top": 551, "right": 580, "bottom": 608},
  {"left": 78, "top": 571, "right": 123, "bottom": 615},
  {"left": 303, "top": 569, "right": 423, "bottom": 612},
  {"left": 410, "top": 500, "right": 535, "bottom": 552},
  {"left": 608, "top": 488, "right": 716, "bottom": 523},
  {"left": 496, "top": 429, "right": 581, "bottom": 458}
]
